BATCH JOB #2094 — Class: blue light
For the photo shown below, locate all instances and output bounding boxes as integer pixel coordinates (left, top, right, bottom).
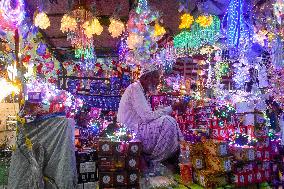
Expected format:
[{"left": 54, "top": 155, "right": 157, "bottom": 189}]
[{"left": 225, "top": 0, "right": 253, "bottom": 48}]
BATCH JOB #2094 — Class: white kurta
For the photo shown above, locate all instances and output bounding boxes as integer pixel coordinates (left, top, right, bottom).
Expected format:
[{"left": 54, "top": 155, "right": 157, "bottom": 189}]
[{"left": 117, "top": 81, "right": 183, "bottom": 163}]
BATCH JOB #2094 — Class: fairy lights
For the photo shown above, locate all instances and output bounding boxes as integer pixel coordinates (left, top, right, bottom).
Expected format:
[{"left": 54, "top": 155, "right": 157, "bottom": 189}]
[
  {"left": 225, "top": 0, "right": 253, "bottom": 48},
  {"left": 174, "top": 15, "right": 220, "bottom": 49},
  {"left": 74, "top": 46, "right": 95, "bottom": 60}
]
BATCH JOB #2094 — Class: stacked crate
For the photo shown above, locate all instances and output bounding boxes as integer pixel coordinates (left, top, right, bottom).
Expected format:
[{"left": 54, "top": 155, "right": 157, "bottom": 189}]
[
  {"left": 98, "top": 139, "right": 141, "bottom": 189},
  {"left": 76, "top": 150, "right": 98, "bottom": 189}
]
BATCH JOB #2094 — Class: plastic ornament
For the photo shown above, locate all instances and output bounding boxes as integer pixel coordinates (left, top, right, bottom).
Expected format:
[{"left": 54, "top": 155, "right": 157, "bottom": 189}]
[
  {"left": 108, "top": 18, "right": 125, "bottom": 38},
  {"left": 34, "top": 12, "right": 50, "bottom": 29},
  {"left": 179, "top": 13, "right": 194, "bottom": 29},
  {"left": 83, "top": 18, "right": 103, "bottom": 37},
  {"left": 126, "top": 33, "right": 144, "bottom": 50},
  {"left": 154, "top": 22, "right": 166, "bottom": 37},
  {"left": 60, "top": 14, "right": 77, "bottom": 33},
  {"left": 196, "top": 15, "right": 213, "bottom": 28}
]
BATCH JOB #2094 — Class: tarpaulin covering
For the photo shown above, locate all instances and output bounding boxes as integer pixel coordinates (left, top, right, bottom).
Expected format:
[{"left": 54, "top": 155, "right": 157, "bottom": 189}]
[{"left": 8, "top": 116, "right": 77, "bottom": 189}]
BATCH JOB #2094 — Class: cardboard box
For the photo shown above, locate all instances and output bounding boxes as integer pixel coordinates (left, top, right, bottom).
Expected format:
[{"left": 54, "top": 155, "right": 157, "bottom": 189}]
[
  {"left": 99, "top": 172, "right": 114, "bottom": 188},
  {"left": 205, "top": 156, "right": 232, "bottom": 172},
  {"left": 114, "top": 171, "right": 128, "bottom": 186},
  {"left": 204, "top": 140, "right": 228, "bottom": 157},
  {"left": 127, "top": 171, "right": 140, "bottom": 185},
  {"left": 126, "top": 156, "right": 140, "bottom": 170},
  {"left": 128, "top": 141, "right": 142, "bottom": 156},
  {"left": 99, "top": 140, "right": 114, "bottom": 156}
]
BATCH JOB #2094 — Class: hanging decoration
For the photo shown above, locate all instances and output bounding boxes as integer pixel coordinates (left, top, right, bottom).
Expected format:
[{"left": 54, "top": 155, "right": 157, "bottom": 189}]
[
  {"left": 34, "top": 12, "right": 50, "bottom": 29},
  {"left": 154, "top": 22, "right": 166, "bottom": 37},
  {"left": 174, "top": 15, "right": 220, "bottom": 49},
  {"left": 123, "top": 0, "right": 161, "bottom": 66},
  {"left": 83, "top": 18, "right": 103, "bottom": 38},
  {"left": 0, "top": 0, "right": 25, "bottom": 30},
  {"left": 108, "top": 18, "right": 125, "bottom": 38},
  {"left": 60, "top": 15, "right": 77, "bottom": 33},
  {"left": 215, "top": 61, "right": 230, "bottom": 81},
  {"left": 196, "top": 15, "right": 213, "bottom": 28},
  {"left": 60, "top": 5, "right": 99, "bottom": 60},
  {"left": 224, "top": 0, "right": 253, "bottom": 48},
  {"left": 126, "top": 33, "right": 144, "bottom": 50},
  {"left": 179, "top": 13, "right": 194, "bottom": 29}
]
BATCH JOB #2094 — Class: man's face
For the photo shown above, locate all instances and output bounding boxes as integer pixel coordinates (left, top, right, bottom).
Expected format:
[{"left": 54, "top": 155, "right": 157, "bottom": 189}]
[{"left": 149, "top": 71, "right": 160, "bottom": 88}]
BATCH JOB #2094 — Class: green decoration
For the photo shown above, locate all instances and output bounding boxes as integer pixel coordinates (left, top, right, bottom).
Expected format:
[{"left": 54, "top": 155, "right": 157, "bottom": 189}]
[
  {"left": 74, "top": 46, "right": 95, "bottom": 60},
  {"left": 215, "top": 61, "right": 230, "bottom": 81},
  {"left": 173, "top": 15, "right": 220, "bottom": 49}
]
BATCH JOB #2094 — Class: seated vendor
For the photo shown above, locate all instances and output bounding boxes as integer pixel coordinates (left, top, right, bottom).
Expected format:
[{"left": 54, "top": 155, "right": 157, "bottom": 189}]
[{"left": 117, "top": 64, "right": 186, "bottom": 168}]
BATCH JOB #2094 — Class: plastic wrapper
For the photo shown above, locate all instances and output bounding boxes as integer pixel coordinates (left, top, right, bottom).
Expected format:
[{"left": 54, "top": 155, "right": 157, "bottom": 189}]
[{"left": 8, "top": 116, "right": 77, "bottom": 189}]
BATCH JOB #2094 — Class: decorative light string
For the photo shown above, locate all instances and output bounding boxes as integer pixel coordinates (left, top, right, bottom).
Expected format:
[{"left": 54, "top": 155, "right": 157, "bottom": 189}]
[
  {"left": 174, "top": 15, "right": 220, "bottom": 49},
  {"left": 225, "top": 0, "right": 253, "bottom": 48}
]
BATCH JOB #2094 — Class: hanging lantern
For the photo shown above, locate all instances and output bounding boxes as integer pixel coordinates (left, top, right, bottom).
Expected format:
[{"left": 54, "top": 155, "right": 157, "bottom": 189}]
[
  {"left": 154, "top": 22, "right": 166, "bottom": 37},
  {"left": 60, "top": 14, "right": 77, "bottom": 33},
  {"left": 34, "top": 12, "right": 50, "bottom": 29},
  {"left": 179, "top": 13, "right": 194, "bottom": 29},
  {"left": 108, "top": 18, "right": 125, "bottom": 38}
]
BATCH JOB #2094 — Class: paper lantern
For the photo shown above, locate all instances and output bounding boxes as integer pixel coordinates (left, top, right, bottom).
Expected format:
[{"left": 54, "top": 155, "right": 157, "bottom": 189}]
[
  {"left": 60, "top": 14, "right": 77, "bottom": 33},
  {"left": 34, "top": 12, "right": 50, "bottom": 29},
  {"left": 108, "top": 18, "right": 125, "bottom": 38},
  {"left": 179, "top": 13, "right": 194, "bottom": 29}
]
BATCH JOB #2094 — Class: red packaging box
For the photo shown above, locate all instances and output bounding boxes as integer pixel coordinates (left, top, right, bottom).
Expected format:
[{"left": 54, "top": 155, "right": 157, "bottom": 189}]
[
  {"left": 127, "top": 171, "right": 140, "bottom": 185},
  {"left": 128, "top": 141, "right": 142, "bottom": 156},
  {"left": 254, "top": 170, "right": 264, "bottom": 183},
  {"left": 99, "top": 172, "right": 114, "bottom": 188},
  {"left": 126, "top": 156, "right": 140, "bottom": 170},
  {"left": 99, "top": 140, "right": 114, "bottom": 156},
  {"left": 114, "top": 171, "right": 128, "bottom": 186}
]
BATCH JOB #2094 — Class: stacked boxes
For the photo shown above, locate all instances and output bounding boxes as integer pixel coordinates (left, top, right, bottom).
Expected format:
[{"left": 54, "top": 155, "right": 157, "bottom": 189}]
[
  {"left": 76, "top": 150, "right": 98, "bottom": 189},
  {"left": 98, "top": 139, "right": 141, "bottom": 189},
  {"left": 182, "top": 140, "right": 231, "bottom": 188}
]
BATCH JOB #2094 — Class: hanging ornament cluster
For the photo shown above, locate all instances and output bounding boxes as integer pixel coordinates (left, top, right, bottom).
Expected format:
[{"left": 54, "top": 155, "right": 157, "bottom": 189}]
[
  {"left": 174, "top": 15, "right": 220, "bottom": 49},
  {"left": 34, "top": 12, "right": 50, "bottom": 29},
  {"left": 60, "top": 5, "right": 101, "bottom": 60},
  {"left": 123, "top": 0, "right": 165, "bottom": 66},
  {"left": 179, "top": 13, "right": 194, "bottom": 29},
  {"left": 60, "top": 15, "right": 77, "bottom": 33},
  {"left": 83, "top": 18, "right": 103, "bottom": 38},
  {"left": 126, "top": 33, "right": 144, "bottom": 50},
  {"left": 108, "top": 18, "right": 125, "bottom": 38}
]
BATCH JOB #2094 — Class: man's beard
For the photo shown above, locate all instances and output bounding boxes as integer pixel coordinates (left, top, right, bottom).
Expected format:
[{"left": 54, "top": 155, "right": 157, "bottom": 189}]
[{"left": 148, "top": 84, "right": 157, "bottom": 94}]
